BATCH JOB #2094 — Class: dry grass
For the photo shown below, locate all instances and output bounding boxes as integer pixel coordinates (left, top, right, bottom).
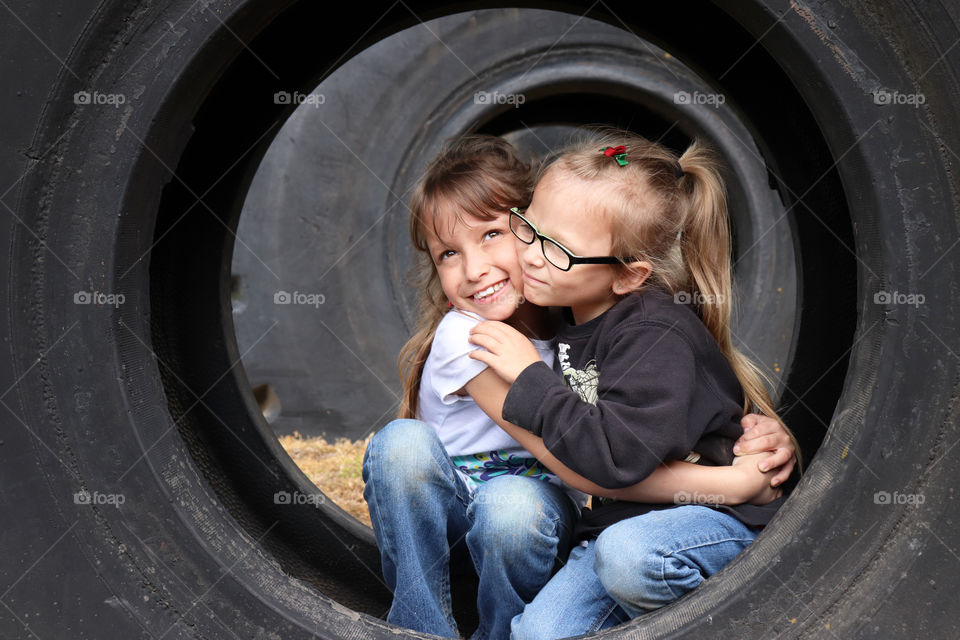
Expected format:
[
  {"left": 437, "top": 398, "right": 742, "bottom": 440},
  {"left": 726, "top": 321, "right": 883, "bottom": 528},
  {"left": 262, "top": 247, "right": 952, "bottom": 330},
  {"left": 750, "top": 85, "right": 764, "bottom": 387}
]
[{"left": 278, "top": 433, "right": 372, "bottom": 527}]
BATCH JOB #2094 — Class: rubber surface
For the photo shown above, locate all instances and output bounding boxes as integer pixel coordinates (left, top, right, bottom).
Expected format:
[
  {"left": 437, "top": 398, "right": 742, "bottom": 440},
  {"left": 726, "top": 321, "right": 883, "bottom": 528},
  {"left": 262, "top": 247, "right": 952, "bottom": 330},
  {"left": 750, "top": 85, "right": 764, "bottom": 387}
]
[{"left": 1, "top": 1, "right": 959, "bottom": 639}]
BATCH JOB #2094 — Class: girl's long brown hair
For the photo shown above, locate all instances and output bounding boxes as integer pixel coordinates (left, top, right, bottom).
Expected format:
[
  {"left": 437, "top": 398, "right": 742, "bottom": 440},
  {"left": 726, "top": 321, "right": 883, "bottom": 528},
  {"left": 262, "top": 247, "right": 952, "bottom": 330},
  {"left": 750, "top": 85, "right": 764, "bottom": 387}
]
[
  {"left": 397, "top": 135, "right": 534, "bottom": 419},
  {"left": 542, "top": 128, "right": 802, "bottom": 471}
]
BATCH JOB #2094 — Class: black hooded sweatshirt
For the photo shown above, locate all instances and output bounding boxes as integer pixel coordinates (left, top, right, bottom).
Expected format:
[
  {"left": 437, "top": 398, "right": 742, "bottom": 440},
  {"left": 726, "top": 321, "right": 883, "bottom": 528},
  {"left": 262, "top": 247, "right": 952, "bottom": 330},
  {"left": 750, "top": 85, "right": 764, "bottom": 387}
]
[{"left": 502, "top": 286, "right": 784, "bottom": 539}]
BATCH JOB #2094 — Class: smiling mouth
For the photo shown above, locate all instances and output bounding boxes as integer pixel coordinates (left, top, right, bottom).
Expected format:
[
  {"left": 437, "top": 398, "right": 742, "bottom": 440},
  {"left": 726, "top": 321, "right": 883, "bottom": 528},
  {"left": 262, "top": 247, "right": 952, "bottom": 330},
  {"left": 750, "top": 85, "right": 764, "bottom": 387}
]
[
  {"left": 523, "top": 271, "right": 546, "bottom": 286},
  {"left": 472, "top": 280, "right": 507, "bottom": 302}
]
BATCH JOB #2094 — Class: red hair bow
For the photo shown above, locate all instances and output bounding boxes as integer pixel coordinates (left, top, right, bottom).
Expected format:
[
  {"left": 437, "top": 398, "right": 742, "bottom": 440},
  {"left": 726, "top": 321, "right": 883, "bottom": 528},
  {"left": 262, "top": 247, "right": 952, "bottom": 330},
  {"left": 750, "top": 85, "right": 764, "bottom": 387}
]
[{"left": 601, "top": 145, "right": 629, "bottom": 166}]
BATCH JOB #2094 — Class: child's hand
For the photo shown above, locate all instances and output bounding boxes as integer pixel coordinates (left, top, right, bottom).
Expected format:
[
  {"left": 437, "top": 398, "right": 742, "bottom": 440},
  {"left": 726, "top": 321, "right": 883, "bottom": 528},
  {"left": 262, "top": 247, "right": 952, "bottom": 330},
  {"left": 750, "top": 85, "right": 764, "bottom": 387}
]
[
  {"left": 733, "top": 414, "right": 797, "bottom": 487},
  {"left": 468, "top": 321, "right": 542, "bottom": 384},
  {"left": 730, "top": 452, "right": 783, "bottom": 505}
]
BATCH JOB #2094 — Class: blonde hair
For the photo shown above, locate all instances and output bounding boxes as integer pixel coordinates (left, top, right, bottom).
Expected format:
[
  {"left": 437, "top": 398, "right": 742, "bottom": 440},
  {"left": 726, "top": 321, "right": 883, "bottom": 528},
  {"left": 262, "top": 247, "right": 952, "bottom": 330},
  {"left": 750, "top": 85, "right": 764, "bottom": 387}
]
[
  {"left": 542, "top": 128, "right": 801, "bottom": 471},
  {"left": 397, "top": 135, "right": 534, "bottom": 419}
]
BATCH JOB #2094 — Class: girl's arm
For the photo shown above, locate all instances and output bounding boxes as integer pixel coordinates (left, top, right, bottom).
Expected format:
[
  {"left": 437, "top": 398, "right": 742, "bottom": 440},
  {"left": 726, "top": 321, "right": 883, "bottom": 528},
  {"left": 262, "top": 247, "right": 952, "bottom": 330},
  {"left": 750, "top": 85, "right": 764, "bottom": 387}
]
[
  {"left": 465, "top": 368, "right": 779, "bottom": 505},
  {"left": 470, "top": 321, "right": 736, "bottom": 488}
]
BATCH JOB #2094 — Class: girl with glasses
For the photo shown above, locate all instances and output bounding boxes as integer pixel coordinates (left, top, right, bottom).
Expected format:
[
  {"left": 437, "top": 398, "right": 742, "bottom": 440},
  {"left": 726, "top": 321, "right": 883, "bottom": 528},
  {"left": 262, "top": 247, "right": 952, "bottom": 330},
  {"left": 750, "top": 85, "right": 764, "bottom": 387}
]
[
  {"left": 362, "top": 134, "right": 795, "bottom": 640},
  {"left": 467, "top": 129, "right": 801, "bottom": 639}
]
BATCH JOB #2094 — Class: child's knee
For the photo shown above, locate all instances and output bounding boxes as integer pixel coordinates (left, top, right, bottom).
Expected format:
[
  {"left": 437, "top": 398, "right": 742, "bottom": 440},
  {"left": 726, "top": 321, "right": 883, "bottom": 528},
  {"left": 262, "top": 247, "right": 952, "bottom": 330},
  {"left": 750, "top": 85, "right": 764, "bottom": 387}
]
[
  {"left": 595, "top": 524, "right": 700, "bottom": 611},
  {"left": 363, "top": 419, "right": 441, "bottom": 484},
  {"left": 510, "top": 610, "right": 556, "bottom": 640},
  {"left": 595, "top": 526, "right": 668, "bottom": 607},
  {"left": 470, "top": 477, "right": 561, "bottom": 546}
]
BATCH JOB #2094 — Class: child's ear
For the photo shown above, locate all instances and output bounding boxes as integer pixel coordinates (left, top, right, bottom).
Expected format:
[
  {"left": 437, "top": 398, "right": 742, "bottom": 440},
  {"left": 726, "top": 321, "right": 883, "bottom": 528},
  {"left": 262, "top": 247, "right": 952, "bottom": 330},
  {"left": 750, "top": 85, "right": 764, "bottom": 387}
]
[{"left": 612, "top": 261, "right": 653, "bottom": 295}]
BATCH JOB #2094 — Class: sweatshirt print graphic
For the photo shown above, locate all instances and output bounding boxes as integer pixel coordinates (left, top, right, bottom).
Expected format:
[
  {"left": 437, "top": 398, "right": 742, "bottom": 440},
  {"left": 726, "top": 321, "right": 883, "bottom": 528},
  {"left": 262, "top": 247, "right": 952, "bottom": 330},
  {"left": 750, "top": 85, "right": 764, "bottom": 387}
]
[{"left": 558, "top": 342, "right": 599, "bottom": 405}]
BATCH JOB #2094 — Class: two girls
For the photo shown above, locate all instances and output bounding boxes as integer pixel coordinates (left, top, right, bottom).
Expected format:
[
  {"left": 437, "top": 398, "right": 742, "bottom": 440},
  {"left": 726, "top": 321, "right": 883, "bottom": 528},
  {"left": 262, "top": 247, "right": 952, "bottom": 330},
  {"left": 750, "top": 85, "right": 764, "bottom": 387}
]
[{"left": 362, "top": 135, "right": 796, "bottom": 640}]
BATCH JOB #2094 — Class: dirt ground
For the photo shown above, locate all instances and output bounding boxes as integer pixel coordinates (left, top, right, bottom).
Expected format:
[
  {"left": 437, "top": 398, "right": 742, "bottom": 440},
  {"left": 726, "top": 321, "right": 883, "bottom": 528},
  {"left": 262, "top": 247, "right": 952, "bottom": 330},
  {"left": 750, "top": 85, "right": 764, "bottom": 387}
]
[{"left": 277, "top": 433, "right": 372, "bottom": 527}]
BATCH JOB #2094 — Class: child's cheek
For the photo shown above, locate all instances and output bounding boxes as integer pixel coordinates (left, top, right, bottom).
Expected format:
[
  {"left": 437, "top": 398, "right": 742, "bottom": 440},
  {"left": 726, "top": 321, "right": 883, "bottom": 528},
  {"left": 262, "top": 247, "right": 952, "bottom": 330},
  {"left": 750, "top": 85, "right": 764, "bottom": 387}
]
[{"left": 523, "top": 285, "right": 549, "bottom": 306}]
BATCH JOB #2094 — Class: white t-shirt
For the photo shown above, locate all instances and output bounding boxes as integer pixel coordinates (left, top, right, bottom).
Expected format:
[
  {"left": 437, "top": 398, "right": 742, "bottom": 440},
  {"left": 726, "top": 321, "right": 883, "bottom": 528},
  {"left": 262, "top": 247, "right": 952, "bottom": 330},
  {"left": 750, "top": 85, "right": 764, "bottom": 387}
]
[
  {"left": 418, "top": 310, "right": 587, "bottom": 507},
  {"left": 418, "top": 309, "right": 554, "bottom": 456}
]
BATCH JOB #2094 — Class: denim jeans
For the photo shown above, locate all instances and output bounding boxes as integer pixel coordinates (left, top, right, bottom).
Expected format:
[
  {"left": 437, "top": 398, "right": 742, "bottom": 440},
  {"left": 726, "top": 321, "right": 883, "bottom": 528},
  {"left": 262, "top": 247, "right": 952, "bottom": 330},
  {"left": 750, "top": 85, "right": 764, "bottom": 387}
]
[
  {"left": 510, "top": 505, "right": 759, "bottom": 640},
  {"left": 362, "top": 419, "right": 578, "bottom": 640}
]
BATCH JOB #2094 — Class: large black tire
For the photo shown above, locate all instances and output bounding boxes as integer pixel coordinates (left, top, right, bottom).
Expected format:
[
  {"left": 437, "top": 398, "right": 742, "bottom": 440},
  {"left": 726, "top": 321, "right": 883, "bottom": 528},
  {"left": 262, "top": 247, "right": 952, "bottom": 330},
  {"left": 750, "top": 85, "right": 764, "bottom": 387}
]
[{"left": 1, "top": 1, "right": 958, "bottom": 638}]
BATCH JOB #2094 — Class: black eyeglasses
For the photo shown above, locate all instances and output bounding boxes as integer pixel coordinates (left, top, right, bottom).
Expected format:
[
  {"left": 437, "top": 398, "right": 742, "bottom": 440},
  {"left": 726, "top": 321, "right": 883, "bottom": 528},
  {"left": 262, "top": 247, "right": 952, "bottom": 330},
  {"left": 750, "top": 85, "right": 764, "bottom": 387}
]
[{"left": 509, "top": 208, "right": 638, "bottom": 271}]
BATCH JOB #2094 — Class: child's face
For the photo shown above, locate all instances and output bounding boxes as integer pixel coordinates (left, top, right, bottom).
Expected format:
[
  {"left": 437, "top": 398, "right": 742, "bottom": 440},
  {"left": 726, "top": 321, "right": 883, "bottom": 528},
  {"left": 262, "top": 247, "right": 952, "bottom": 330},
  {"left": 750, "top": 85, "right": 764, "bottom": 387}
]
[
  {"left": 516, "top": 171, "right": 621, "bottom": 324},
  {"left": 426, "top": 208, "right": 525, "bottom": 321}
]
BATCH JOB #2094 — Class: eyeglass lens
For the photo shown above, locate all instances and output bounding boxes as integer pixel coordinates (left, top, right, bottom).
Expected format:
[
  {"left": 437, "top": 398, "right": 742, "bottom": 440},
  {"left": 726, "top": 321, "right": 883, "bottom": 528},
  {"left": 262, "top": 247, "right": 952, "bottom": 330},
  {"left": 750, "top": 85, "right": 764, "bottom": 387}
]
[{"left": 510, "top": 211, "right": 573, "bottom": 270}]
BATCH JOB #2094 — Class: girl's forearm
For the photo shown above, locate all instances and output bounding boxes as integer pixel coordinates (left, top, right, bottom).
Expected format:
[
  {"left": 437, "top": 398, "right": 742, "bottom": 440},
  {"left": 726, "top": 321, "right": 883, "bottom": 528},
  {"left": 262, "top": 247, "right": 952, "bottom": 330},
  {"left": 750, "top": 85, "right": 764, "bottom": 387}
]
[
  {"left": 465, "top": 370, "right": 771, "bottom": 504},
  {"left": 499, "top": 421, "right": 767, "bottom": 504},
  {"left": 603, "top": 457, "right": 773, "bottom": 504},
  {"left": 491, "top": 420, "right": 616, "bottom": 495}
]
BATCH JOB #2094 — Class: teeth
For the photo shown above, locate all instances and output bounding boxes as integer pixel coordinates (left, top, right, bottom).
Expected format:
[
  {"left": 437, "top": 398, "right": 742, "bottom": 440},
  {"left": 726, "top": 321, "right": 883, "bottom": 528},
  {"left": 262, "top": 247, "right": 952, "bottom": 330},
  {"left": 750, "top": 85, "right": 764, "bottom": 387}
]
[{"left": 474, "top": 281, "right": 506, "bottom": 300}]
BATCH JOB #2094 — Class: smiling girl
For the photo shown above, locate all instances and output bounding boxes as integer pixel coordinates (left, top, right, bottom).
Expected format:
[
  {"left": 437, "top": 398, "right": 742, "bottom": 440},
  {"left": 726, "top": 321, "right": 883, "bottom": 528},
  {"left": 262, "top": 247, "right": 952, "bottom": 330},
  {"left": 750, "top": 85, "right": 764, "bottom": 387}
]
[{"left": 362, "top": 134, "right": 795, "bottom": 640}]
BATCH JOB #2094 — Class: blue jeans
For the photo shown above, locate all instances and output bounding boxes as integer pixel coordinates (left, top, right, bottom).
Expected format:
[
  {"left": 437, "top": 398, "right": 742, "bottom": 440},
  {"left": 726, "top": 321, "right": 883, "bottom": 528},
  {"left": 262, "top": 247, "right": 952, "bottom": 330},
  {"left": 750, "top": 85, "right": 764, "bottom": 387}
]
[
  {"left": 511, "top": 505, "right": 758, "bottom": 640},
  {"left": 362, "top": 419, "right": 578, "bottom": 640}
]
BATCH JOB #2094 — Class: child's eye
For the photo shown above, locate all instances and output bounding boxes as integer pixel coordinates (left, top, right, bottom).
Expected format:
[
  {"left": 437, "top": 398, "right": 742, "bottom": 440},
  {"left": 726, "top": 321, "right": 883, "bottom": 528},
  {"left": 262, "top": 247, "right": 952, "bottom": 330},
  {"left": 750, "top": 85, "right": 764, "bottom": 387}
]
[
  {"left": 483, "top": 230, "right": 503, "bottom": 241},
  {"left": 438, "top": 249, "right": 457, "bottom": 261}
]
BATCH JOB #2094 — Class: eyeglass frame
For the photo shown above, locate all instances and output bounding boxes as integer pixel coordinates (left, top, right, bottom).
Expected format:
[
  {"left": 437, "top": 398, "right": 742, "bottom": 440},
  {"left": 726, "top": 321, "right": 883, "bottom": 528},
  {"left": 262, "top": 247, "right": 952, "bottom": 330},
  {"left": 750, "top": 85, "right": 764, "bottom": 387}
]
[{"left": 508, "top": 208, "right": 638, "bottom": 271}]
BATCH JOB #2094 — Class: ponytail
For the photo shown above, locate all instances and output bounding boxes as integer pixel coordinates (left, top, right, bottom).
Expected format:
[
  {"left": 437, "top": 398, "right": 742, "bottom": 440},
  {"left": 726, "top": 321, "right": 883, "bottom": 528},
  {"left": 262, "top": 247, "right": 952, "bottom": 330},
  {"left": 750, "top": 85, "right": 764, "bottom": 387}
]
[
  {"left": 547, "top": 129, "right": 802, "bottom": 473},
  {"left": 679, "top": 141, "right": 803, "bottom": 472}
]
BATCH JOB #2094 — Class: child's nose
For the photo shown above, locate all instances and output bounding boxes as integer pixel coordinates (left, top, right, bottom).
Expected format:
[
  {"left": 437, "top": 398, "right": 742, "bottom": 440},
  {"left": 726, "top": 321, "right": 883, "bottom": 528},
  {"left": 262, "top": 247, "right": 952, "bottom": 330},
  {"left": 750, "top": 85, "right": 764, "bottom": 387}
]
[
  {"left": 462, "top": 252, "right": 489, "bottom": 281},
  {"left": 519, "top": 239, "right": 543, "bottom": 267}
]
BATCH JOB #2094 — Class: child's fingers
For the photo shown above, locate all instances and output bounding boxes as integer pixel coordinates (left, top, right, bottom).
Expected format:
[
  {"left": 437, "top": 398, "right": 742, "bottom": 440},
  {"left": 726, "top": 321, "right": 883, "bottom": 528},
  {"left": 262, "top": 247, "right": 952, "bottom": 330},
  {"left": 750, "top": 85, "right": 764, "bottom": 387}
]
[
  {"left": 735, "top": 426, "right": 765, "bottom": 443},
  {"left": 769, "top": 457, "right": 796, "bottom": 487},
  {"left": 744, "top": 414, "right": 781, "bottom": 436},
  {"left": 740, "top": 413, "right": 760, "bottom": 431},
  {"left": 467, "top": 333, "right": 500, "bottom": 352},
  {"left": 468, "top": 324, "right": 504, "bottom": 341},
  {"left": 757, "top": 447, "right": 792, "bottom": 473},
  {"left": 733, "top": 433, "right": 777, "bottom": 455},
  {"left": 469, "top": 322, "right": 506, "bottom": 343},
  {"left": 468, "top": 349, "right": 494, "bottom": 366}
]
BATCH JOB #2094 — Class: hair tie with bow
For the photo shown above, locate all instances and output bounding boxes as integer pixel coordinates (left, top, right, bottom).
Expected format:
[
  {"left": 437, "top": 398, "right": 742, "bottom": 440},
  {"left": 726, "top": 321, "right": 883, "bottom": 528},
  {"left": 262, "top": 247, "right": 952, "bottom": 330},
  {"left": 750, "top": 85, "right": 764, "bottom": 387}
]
[{"left": 601, "top": 145, "right": 629, "bottom": 166}]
